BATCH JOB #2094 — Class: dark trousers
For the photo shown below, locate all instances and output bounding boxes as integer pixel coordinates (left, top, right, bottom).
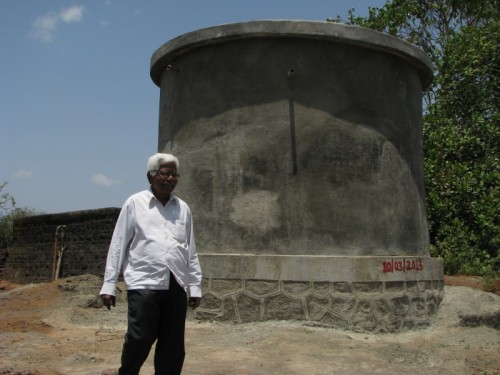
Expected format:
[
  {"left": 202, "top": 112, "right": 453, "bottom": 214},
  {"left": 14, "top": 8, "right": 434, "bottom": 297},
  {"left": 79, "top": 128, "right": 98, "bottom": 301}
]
[{"left": 119, "top": 273, "right": 187, "bottom": 375}]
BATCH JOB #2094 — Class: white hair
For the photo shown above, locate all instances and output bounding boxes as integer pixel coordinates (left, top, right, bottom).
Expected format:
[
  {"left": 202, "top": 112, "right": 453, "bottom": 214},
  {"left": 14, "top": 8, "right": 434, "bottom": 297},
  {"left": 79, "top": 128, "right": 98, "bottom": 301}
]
[{"left": 147, "top": 153, "right": 179, "bottom": 176}]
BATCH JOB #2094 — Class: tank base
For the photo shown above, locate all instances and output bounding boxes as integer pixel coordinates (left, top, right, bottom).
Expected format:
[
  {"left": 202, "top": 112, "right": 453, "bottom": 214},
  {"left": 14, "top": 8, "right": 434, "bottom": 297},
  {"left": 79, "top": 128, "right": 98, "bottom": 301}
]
[{"left": 196, "top": 254, "right": 444, "bottom": 333}]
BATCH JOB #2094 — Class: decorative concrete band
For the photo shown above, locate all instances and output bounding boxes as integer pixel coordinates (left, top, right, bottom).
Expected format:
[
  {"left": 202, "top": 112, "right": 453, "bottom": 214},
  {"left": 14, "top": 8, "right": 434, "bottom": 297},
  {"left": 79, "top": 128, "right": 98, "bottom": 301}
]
[{"left": 196, "top": 255, "right": 444, "bottom": 333}]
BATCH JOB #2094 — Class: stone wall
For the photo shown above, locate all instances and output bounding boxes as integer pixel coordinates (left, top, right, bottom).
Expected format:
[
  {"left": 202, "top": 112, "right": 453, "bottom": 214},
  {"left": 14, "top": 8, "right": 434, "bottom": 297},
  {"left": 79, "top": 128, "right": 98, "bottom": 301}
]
[{"left": 1, "top": 208, "right": 120, "bottom": 284}]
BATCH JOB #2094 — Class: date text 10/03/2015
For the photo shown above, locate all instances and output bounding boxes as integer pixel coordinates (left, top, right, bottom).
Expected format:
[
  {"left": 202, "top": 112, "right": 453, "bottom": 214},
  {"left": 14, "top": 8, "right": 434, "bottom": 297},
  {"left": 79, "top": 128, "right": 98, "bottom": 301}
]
[{"left": 383, "top": 259, "right": 424, "bottom": 273}]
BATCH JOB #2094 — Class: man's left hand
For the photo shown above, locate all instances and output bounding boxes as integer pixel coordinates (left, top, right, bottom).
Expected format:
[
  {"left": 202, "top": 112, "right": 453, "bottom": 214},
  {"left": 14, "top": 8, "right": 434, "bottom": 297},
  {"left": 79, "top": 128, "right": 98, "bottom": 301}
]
[{"left": 188, "top": 297, "right": 201, "bottom": 309}]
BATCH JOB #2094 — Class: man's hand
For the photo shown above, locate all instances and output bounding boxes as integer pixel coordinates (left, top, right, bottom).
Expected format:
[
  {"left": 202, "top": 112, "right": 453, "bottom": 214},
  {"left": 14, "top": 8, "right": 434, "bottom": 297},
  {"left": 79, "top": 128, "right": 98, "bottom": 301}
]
[
  {"left": 188, "top": 297, "right": 201, "bottom": 309},
  {"left": 101, "top": 294, "right": 116, "bottom": 310}
]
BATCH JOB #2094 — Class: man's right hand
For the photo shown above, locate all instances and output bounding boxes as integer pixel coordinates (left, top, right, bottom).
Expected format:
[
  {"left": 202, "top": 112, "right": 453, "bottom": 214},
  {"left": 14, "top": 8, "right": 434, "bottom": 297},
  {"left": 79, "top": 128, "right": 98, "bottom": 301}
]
[{"left": 101, "top": 294, "right": 116, "bottom": 310}]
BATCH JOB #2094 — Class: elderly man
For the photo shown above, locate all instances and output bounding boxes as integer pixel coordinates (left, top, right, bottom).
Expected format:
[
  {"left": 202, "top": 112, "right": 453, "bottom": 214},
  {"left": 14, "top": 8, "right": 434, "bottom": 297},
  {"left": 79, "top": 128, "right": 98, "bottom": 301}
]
[{"left": 100, "top": 153, "right": 202, "bottom": 375}]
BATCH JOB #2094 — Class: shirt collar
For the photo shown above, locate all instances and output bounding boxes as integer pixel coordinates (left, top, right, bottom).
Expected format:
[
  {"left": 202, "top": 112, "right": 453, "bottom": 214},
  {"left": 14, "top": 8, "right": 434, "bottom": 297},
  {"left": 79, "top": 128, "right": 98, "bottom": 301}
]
[{"left": 147, "top": 187, "right": 176, "bottom": 205}]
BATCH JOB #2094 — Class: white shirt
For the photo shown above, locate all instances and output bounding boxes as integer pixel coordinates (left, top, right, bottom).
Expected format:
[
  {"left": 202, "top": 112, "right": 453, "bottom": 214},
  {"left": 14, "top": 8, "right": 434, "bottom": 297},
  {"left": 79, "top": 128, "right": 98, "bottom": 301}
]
[{"left": 100, "top": 189, "right": 202, "bottom": 298}]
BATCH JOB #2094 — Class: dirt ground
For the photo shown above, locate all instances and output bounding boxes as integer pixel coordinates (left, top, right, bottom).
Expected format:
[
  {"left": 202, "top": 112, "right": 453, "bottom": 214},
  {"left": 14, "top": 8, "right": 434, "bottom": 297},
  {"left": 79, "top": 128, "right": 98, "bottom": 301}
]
[{"left": 0, "top": 275, "right": 499, "bottom": 375}]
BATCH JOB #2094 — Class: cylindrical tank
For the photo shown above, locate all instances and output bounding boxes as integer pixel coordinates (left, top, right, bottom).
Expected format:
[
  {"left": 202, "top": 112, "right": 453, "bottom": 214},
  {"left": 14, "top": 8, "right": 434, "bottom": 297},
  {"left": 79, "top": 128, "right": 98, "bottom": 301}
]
[
  {"left": 151, "top": 20, "right": 433, "bottom": 257},
  {"left": 151, "top": 21, "right": 444, "bottom": 332}
]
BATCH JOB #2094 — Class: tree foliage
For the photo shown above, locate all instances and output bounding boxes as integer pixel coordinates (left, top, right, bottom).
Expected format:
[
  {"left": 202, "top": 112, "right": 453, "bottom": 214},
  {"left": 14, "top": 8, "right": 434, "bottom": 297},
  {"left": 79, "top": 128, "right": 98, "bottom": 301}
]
[
  {"left": 0, "top": 182, "right": 41, "bottom": 249},
  {"left": 0, "top": 182, "right": 15, "bottom": 215},
  {"left": 332, "top": 0, "right": 499, "bottom": 275}
]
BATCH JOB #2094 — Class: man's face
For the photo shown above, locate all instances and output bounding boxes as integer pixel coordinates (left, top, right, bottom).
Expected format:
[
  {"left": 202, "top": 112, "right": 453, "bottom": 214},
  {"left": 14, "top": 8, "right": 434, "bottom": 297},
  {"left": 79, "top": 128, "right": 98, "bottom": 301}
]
[{"left": 148, "top": 162, "right": 179, "bottom": 199}]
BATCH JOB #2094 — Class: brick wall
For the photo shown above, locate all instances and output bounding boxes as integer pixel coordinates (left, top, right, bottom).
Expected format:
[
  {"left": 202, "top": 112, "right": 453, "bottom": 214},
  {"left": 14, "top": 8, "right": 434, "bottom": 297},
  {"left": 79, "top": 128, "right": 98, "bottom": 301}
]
[{"left": 1, "top": 208, "right": 120, "bottom": 284}]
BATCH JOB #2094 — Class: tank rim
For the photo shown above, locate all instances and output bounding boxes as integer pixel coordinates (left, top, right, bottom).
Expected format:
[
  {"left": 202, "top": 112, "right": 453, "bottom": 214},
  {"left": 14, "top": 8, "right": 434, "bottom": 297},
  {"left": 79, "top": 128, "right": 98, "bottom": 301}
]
[{"left": 150, "top": 20, "right": 433, "bottom": 88}]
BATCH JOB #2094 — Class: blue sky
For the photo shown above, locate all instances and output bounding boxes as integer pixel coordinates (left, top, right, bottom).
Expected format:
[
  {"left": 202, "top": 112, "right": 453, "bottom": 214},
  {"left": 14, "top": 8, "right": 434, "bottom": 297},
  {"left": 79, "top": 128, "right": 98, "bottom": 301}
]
[{"left": 1, "top": 0, "right": 385, "bottom": 214}]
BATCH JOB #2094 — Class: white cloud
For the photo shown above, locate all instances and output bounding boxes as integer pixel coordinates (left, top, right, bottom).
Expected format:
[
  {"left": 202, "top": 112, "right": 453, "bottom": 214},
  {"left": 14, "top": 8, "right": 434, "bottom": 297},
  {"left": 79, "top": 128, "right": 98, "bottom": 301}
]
[
  {"left": 30, "top": 5, "right": 85, "bottom": 43},
  {"left": 91, "top": 174, "right": 122, "bottom": 187},
  {"left": 59, "top": 5, "right": 85, "bottom": 23},
  {"left": 14, "top": 170, "right": 33, "bottom": 179},
  {"left": 31, "top": 13, "right": 58, "bottom": 42}
]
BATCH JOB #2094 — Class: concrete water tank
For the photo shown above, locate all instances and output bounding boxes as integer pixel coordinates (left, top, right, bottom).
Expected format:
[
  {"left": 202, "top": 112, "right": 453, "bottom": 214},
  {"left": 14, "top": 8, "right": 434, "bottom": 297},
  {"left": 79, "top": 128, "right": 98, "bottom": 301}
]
[{"left": 151, "top": 20, "right": 444, "bottom": 332}]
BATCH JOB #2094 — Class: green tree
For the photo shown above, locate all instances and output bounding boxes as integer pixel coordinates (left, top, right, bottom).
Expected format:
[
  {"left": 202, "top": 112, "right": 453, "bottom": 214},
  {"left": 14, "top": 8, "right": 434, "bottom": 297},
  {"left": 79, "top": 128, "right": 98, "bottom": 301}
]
[
  {"left": 425, "top": 21, "right": 499, "bottom": 275},
  {"left": 332, "top": 0, "right": 499, "bottom": 275},
  {"left": 0, "top": 182, "right": 41, "bottom": 248}
]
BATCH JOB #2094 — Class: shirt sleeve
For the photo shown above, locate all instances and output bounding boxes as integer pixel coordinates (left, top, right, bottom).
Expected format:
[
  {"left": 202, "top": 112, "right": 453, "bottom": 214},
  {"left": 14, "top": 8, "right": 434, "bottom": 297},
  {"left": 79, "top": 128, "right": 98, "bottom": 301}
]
[
  {"left": 100, "top": 199, "right": 134, "bottom": 296},
  {"left": 186, "top": 209, "right": 203, "bottom": 298}
]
